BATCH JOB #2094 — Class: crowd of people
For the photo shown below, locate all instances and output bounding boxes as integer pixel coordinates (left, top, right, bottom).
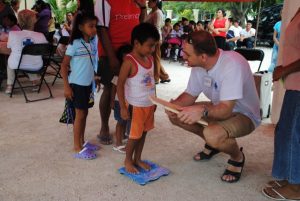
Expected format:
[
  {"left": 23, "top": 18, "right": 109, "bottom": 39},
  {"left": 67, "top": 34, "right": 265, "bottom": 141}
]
[{"left": 0, "top": 0, "right": 299, "bottom": 199}]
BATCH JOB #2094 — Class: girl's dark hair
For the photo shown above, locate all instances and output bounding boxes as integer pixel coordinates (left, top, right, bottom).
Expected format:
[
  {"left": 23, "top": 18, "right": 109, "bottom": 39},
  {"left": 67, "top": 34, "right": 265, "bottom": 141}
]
[
  {"left": 131, "top": 23, "right": 160, "bottom": 46},
  {"left": 216, "top": 8, "right": 226, "bottom": 17},
  {"left": 69, "top": 11, "right": 98, "bottom": 44},
  {"left": 78, "top": 0, "right": 94, "bottom": 15}
]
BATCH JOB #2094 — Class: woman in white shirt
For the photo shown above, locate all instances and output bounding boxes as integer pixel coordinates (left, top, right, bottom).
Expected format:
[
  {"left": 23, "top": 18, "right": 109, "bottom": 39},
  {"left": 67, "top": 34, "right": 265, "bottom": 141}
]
[
  {"left": 5, "top": 9, "right": 48, "bottom": 94},
  {"left": 145, "top": 0, "right": 170, "bottom": 84}
]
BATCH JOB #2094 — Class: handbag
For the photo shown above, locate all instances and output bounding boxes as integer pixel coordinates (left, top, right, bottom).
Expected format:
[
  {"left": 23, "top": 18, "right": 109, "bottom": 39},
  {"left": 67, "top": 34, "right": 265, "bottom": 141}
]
[{"left": 59, "top": 99, "right": 75, "bottom": 124}]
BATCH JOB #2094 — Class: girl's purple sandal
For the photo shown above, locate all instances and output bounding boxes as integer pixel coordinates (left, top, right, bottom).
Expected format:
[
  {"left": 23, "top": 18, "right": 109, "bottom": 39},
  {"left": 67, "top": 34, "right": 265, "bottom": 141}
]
[
  {"left": 83, "top": 142, "right": 100, "bottom": 151},
  {"left": 74, "top": 147, "right": 96, "bottom": 160}
]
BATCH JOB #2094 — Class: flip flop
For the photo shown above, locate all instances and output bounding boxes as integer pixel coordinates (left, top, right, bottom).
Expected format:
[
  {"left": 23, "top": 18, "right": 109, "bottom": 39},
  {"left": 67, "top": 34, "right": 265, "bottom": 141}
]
[
  {"left": 74, "top": 147, "right": 96, "bottom": 160},
  {"left": 83, "top": 141, "right": 100, "bottom": 151},
  {"left": 97, "top": 134, "right": 113, "bottom": 145},
  {"left": 113, "top": 145, "right": 126, "bottom": 154},
  {"left": 262, "top": 186, "right": 300, "bottom": 201},
  {"left": 265, "top": 180, "right": 289, "bottom": 189}
]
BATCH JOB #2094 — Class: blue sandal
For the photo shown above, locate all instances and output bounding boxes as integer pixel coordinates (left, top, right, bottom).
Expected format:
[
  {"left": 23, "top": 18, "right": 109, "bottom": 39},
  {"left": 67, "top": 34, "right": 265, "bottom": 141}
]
[
  {"left": 83, "top": 142, "right": 100, "bottom": 151},
  {"left": 74, "top": 147, "right": 96, "bottom": 160}
]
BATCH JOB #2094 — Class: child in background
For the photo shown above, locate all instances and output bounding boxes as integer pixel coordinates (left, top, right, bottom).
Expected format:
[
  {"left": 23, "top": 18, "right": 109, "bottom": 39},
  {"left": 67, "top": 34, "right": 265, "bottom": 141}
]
[
  {"left": 111, "top": 44, "right": 133, "bottom": 154},
  {"left": 117, "top": 23, "right": 160, "bottom": 173},
  {"left": 166, "top": 23, "right": 183, "bottom": 61},
  {"left": 61, "top": 11, "right": 100, "bottom": 160}
]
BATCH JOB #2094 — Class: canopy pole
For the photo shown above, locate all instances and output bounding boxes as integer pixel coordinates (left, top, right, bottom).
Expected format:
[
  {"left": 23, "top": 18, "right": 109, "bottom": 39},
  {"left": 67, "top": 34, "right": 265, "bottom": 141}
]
[{"left": 254, "top": 0, "right": 262, "bottom": 48}]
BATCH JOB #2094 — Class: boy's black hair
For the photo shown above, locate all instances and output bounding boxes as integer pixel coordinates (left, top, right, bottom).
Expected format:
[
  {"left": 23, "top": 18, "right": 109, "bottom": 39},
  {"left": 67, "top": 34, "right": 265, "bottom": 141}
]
[
  {"left": 3, "top": 14, "right": 18, "bottom": 25},
  {"left": 182, "top": 17, "right": 188, "bottom": 22},
  {"left": 165, "top": 18, "right": 171, "bottom": 23},
  {"left": 197, "top": 21, "right": 204, "bottom": 26},
  {"left": 131, "top": 23, "right": 160, "bottom": 46},
  {"left": 173, "top": 22, "right": 180, "bottom": 28},
  {"left": 116, "top": 44, "right": 132, "bottom": 63},
  {"left": 189, "top": 20, "right": 196, "bottom": 26},
  {"left": 69, "top": 11, "right": 98, "bottom": 44}
]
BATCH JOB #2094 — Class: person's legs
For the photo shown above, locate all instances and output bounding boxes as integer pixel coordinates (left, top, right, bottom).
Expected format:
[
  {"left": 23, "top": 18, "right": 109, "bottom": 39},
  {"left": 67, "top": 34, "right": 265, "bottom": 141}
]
[
  {"left": 134, "top": 132, "right": 150, "bottom": 171},
  {"left": 263, "top": 90, "right": 300, "bottom": 199},
  {"left": 154, "top": 42, "right": 169, "bottom": 82},
  {"left": 124, "top": 138, "right": 139, "bottom": 173},
  {"left": 203, "top": 123, "right": 243, "bottom": 182},
  {"left": 115, "top": 122, "right": 126, "bottom": 147},
  {"left": 214, "top": 36, "right": 226, "bottom": 50},
  {"left": 203, "top": 113, "right": 255, "bottom": 182},
  {"left": 98, "top": 84, "right": 112, "bottom": 144},
  {"left": 236, "top": 40, "right": 243, "bottom": 48},
  {"left": 5, "top": 66, "right": 15, "bottom": 93},
  {"left": 73, "top": 108, "right": 88, "bottom": 152},
  {"left": 245, "top": 37, "right": 254, "bottom": 48}
]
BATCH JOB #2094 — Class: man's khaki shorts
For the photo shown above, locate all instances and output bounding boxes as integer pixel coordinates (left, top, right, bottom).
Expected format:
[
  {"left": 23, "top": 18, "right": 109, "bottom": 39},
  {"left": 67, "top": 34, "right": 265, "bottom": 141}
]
[{"left": 210, "top": 113, "right": 255, "bottom": 138}]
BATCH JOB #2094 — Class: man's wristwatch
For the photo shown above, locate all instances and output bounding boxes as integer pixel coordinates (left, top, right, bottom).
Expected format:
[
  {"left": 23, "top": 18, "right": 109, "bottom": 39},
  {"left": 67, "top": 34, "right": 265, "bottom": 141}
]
[{"left": 202, "top": 107, "right": 209, "bottom": 118}]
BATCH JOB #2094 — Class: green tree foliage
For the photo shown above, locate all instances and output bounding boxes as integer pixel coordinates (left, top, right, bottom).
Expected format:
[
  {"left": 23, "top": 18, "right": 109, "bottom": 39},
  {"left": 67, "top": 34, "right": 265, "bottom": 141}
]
[
  {"left": 162, "top": 0, "right": 283, "bottom": 26},
  {"left": 44, "top": 0, "right": 77, "bottom": 24}
]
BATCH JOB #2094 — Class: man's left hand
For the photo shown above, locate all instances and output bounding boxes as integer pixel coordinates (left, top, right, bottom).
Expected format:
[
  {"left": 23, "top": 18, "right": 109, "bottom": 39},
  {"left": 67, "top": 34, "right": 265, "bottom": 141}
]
[{"left": 177, "top": 105, "right": 205, "bottom": 125}]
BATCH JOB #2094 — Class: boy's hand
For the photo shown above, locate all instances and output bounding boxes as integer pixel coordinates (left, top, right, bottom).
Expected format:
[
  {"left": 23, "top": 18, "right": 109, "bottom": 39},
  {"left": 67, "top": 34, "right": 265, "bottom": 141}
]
[
  {"left": 64, "top": 85, "right": 73, "bottom": 100},
  {"left": 120, "top": 108, "right": 130, "bottom": 120},
  {"left": 95, "top": 76, "right": 101, "bottom": 92}
]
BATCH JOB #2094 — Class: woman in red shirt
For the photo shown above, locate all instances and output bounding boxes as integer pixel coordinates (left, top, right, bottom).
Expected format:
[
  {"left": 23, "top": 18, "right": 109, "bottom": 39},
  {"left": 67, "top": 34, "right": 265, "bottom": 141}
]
[{"left": 209, "top": 8, "right": 229, "bottom": 50}]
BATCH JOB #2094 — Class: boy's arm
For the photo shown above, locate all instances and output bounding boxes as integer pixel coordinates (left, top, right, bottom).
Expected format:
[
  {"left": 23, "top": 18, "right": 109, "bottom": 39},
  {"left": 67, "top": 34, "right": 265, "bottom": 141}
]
[
  {"left": 60, "top": 55, "right": 73, "bottom": 100},
  {"left": 117, "top": 59, "right": 134, "bottom": 120}
]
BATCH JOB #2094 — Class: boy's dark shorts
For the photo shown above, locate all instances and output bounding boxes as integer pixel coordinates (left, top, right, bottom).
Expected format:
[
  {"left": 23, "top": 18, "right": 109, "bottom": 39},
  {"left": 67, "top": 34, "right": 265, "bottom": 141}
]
[
  {"left": 97, "top": 56, "right": 113, "bottom": 86},
  {"left": 70, "top": 84, "right": 94, "bottom": 110},
  {"left": 114, "top": 100, "right": 127, "bottom": 125}
]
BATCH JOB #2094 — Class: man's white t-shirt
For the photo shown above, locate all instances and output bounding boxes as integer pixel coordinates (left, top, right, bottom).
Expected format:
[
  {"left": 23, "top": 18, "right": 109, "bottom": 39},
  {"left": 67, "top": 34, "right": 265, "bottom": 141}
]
[
  {"left": 185, "top": 50, "right": 261, "bottom": 127},
  {"left": 7, "top": 30, "right": 48, "bottom": 70},
  {"left": 229, "top": 25, "right": 242, "bottom": 38},
  {"left": 240, "top": 28, "right": 256, "bottom": 38}
]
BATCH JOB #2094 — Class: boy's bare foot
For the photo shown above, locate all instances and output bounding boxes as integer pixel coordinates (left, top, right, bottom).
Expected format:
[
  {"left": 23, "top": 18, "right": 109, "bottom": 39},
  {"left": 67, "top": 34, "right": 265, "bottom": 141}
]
[
  {"left": 125, "top": 159, "right": 139, "bottom": 174},
  {"left": 135, "top": 160, "right": 151, "bottom": 171}
]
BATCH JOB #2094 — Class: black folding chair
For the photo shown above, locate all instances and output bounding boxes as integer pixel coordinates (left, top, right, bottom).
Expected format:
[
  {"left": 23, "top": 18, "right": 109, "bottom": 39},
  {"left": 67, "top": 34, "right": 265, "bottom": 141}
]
[
  {"left": 49, "top": 36, "right": 69, "bottom": 85},
  {"left": 234, "top": 48, "right": 265, "bottom": 72},
  {"left": 9, "top": 43, "right": 53, "bottom": 103}
]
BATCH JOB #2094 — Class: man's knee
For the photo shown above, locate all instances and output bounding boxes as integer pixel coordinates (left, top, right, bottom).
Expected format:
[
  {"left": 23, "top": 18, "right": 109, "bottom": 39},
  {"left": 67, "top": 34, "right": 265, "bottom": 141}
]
[{"left": 203, "top": 123, "right": 228, "bottom": 148}]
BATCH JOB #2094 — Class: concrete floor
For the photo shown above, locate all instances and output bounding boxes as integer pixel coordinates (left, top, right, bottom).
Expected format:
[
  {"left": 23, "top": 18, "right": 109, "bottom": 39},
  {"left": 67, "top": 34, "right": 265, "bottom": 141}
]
[{"left": 0, "top": 48, "right": 276, "bottom": 201}]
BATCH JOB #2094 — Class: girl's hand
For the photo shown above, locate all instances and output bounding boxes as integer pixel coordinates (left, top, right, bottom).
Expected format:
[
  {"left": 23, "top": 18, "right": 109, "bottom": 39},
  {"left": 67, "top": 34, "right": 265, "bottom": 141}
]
[
  {"left": 120, "top": 108, "right": 130, "bottom": 120},
  {"left": 64, "top": 85, "right": 73, "bottom": 100}
]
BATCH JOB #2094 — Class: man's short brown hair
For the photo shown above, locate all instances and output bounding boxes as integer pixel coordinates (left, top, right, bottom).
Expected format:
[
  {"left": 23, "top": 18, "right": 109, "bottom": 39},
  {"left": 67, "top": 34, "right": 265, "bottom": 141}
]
[{"left": 186, "top": 31, "right": 217, "bottom": 56}]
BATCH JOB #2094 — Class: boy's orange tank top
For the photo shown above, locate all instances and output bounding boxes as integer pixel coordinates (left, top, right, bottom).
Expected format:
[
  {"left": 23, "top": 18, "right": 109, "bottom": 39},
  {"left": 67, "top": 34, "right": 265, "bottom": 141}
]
[{"left": 98, "top": 0, "right": 140, "bottom": 56}]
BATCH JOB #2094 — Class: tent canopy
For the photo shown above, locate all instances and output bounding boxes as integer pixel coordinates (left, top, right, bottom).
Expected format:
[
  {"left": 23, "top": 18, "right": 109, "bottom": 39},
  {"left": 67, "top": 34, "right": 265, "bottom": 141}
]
[{"left": 162, "top": 0, "right": 256, "bottom": 2}]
